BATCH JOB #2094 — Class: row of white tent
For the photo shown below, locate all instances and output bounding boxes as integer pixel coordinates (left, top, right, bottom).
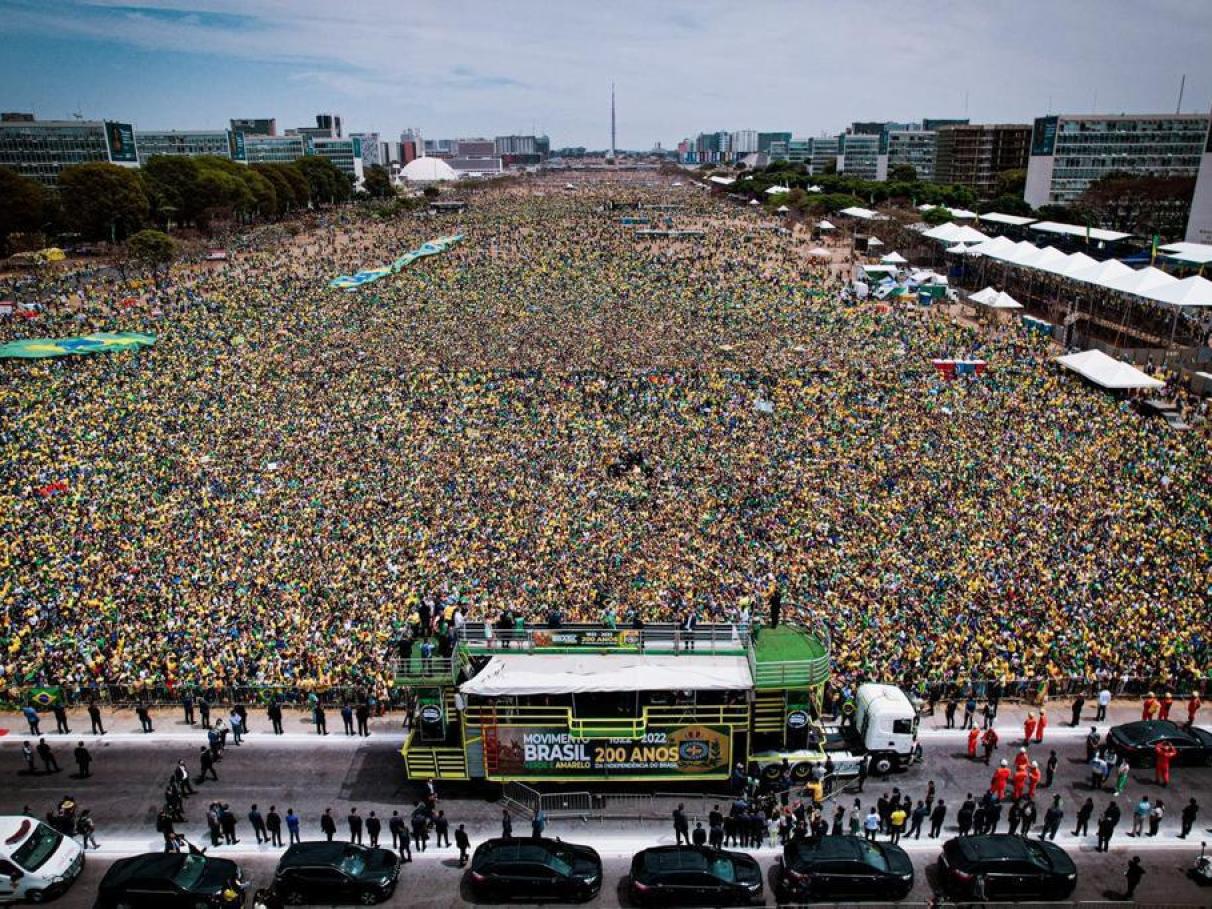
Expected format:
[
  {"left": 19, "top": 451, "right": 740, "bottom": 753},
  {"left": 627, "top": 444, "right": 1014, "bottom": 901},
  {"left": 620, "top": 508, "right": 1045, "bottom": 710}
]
[{"left": 965, "top": 234, "right": 1212, "bottom": 307}]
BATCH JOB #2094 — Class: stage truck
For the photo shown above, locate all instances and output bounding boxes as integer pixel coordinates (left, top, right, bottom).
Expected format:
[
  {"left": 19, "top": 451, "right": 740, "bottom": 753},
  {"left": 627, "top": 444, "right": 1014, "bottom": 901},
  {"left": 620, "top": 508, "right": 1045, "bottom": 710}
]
[{"left": 397, "top": 622, "right": 919, "bottom": 785}]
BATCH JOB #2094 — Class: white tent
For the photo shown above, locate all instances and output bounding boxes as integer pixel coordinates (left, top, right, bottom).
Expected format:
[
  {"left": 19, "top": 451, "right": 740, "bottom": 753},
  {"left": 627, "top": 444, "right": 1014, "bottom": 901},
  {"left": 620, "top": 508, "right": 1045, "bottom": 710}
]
[
  {"left": 776, "top": 205, "right": 790, "bottom": 213},
  {"left": 460, "top": 653, "right": 753, "bottom": 696},
  {"left": 880, "top": 251, "right": 908, "bottom": 264},
  {"left": 1040, "top": 251, "right": 1097, "bottom": 277},
  {"left": 1025, "top": 247, "right": 1072, "bottom": 272},
  {"left": 944, "top": 243, "right": 968, "bottom": 255},
  {"left": 922, "top": 222, "right": 963, "bottom": 242},
  {"left": 1145, "top": 275, "right": 1212, "bottom": 307},
  {"left": 909, "top": 270, "right": 948, "bottom": 285},
  {"left": 1104, "top": 266, "right": 1178, "bottom": 297},
  {"left": 765, "top": 185, "right": 791, "bottom": 195},
  {"left": 867, "top": 237, "right": 884, "bottom": 247},
  {"left": 805, "top": 185, "right": 823, "bottom": 193},
  {"left": 1159, "top": 242, "right": 1212, "bottom": 265},
  {"left": 1055, "top": 350, "right": 1165, "bottom": 390},
  {"left": 967, "top": 236, "right": 1018, "bottom": 257},
  {"left": 949, "top": 208, "right": 978, "bottom": 220},
  {"left": 838, "top": 206, "right": 878, "bottom": 220},
  {"left": 1066, "top": 258, "right": 1136, "bottom": 288},
  {"left": 923, "top": 222, "right": 988, "bottom": 244},
  {"left": 969, "top": 287, "right": 999, "bottom": 305},
  {"left": 987, "top": 291, "right": 1024, "bottom": 310},
  {"left": 708, "top": 175, "right": 736, "bottom": 186},
  {"left": 808, "top": 247, "right": 833, "bottom": 258},
  {"left": 817, "top": 220, "right": 836, "bottom": 231},
  {"left": 748, "top": 199, "right": 761, "bottom": 206}
]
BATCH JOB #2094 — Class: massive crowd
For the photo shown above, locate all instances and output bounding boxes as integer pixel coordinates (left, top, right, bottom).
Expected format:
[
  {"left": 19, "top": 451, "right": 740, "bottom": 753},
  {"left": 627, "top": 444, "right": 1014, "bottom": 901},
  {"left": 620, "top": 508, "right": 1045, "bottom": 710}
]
[{"left": 1, "top": 174, "right": 1209, "bottom": 702}]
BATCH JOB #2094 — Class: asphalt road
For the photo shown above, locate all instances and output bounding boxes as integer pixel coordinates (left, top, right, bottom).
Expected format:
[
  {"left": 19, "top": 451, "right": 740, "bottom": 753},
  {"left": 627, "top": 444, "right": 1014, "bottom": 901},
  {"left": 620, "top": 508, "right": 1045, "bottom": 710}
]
[{"left": 4, "top": 721, "right": 1212, "bottom": 906}]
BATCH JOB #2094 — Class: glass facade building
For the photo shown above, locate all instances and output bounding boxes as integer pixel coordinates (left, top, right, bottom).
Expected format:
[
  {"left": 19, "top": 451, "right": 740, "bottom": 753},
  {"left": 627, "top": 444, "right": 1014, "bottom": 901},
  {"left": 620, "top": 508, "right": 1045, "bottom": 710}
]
[
  {"left": 136, "top": 130, "right": 232, "bottom": 162},
  {"left": 1025, "top": 114, "right": 1209, "bottom": 207},
  {"left": 242, "top": 135, "right": 307, "bottom": 165},
  {"left": 0, "top": 120, "right": 114, "bottom": 185},
  {"left": 935, "top": 123, "right": 1032, "bottom": 196}
]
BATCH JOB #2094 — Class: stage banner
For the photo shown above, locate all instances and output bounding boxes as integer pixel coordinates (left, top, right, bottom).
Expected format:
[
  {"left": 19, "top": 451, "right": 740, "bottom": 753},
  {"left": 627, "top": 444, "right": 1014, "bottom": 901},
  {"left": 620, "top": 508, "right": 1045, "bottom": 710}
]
[
  {"left": 329, "top": 234, "right": 463, "bottom": 290},
  {"left": 491, "top": 724, "right": 730, "bottom": 779},
  {"left": 0, "top": 332, "right": 156, "bottom": 359}
]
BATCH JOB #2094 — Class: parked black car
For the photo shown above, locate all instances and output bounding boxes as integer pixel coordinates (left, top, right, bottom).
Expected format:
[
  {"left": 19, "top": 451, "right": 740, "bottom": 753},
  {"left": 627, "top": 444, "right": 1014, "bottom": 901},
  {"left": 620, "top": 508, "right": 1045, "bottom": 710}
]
[
  {"left": 95, "top": 852, "right": 246, "bottom": 908},
  {"left": 467, "top": 837, "right": 601, "bottom": 902},
  {"left": 629, "top": 845, "right": 763, "bottom": 906},
  {"left": 777, "top": 835, "right": 913, "bottom": 901},
  {"left": 272, "top": 842, "right": 400, "bottom": 905},
  {"left": 939, "top": 835, "right": 1077, "bottom": 900},
  {"left": 1109, "top": 721, "right": 1212, "bottom": 766}
]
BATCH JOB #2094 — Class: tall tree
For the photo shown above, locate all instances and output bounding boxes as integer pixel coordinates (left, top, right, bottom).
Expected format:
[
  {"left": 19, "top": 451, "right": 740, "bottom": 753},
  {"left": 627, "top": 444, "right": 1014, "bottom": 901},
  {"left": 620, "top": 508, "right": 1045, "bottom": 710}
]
[
  {"left": 0, "top": 166, "right": 47, "bottom": 250},
  {"left": 362, "top": 165, "right": 394, "bottom": 199},
  {"left": 126, "top": 228, "right": 177, "bottom": 281},
  {"left": 57, "top": 162, "right": 149, "bottom": 242}
]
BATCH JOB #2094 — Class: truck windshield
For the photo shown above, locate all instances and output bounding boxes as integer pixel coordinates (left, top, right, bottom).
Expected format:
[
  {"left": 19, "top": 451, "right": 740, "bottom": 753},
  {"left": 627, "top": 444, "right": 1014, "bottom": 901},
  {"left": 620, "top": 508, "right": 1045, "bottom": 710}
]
[{"left": 12, "top": 824, "right": 63, "bottom": 872}]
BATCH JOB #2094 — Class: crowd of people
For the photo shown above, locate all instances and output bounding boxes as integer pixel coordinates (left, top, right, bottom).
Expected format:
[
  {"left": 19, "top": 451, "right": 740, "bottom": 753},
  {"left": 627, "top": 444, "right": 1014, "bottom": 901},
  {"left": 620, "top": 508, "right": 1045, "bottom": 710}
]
[{"left": 2, "top": 173, "right": 1209, "bottom": 700}]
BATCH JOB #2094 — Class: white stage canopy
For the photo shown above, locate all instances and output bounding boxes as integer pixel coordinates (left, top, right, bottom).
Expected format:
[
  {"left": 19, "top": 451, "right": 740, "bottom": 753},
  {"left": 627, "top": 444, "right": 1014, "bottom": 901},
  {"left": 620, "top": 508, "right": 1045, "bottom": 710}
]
[
  {"left": 1146, "top": 275, "right": 1212, "bottom": 307},
  {"left": 460, "top": 653, "right": 754, "bottom": 697},
  {"left": 1055, "top": 350, "right": 1165, "bottom": 390},
  {"left": 880, "top": 251, "right": 907, "bottom": 264}
]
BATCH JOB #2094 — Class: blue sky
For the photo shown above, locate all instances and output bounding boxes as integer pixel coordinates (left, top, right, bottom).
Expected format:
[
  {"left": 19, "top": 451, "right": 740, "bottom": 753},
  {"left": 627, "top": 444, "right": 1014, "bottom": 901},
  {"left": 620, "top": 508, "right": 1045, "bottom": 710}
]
[{"left": 4, "top": 0, "right": 1212, "bottom": 149}]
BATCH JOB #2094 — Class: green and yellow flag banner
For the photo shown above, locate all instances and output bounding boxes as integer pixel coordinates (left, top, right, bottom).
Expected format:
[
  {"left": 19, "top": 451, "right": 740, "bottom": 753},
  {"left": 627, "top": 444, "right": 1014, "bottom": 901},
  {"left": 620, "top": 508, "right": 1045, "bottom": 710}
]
[
  {"left": 29, "top": 686, "right": 63, "bottom": 707},
  {"left": 0, "top": 332, "right": 156, "bottom": 360},
  {"left": 329, "top": 234, "right": 463, "bottom": 291}
]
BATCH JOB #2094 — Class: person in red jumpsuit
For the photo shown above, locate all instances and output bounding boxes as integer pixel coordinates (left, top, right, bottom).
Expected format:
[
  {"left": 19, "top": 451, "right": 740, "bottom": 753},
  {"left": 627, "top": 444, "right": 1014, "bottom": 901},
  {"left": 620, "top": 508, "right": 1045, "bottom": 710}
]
[
  {"left": 1023, "top": 713, "right": 1037, "bottom": 746},
  {"left": 1187, "top": 693, "right": 1203, "bottom": 730},
  {"left": 1159, "top": 693, "right": 1173, "bottom": 721},
  {"left": 1027, "top": 761, "right": 1042, "bottom": 797},
  {"left": 1014, "top": 747, "right": 1030, "bottom": 772},
  {"left": 1035, "top": 707, "right": 1047, "bottom": 743},
  {"left": 967, "top": 726, "right": 980, "bottom": 759},
  {"left": 1155, "top": 741, "right": 1177, "bottom": 787},
  {"left": 1012, "top": 766, "right": 1028, "bottom": 800},
  {"left": 1141, "top": 693, "right": 1159, "bottom": 721},
  {"left": 991, "top": 761, "right": 1011, "bottom": 799}
]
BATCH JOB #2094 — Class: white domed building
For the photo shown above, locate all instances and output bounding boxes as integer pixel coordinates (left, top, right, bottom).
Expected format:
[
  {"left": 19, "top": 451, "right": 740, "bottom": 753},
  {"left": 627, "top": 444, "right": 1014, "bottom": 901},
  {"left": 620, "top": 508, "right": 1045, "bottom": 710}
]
[{"left": 399, "top": 156, "right": 458, "bottom": 183}]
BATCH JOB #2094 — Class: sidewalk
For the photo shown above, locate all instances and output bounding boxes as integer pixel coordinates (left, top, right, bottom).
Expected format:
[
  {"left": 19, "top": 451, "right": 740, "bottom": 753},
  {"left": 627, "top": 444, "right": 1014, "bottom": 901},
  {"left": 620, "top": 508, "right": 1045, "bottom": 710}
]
[
  {"left": 0, "top": 704, "right": 408, "bottom": 743},
  {"left": 49, "top": 822, "right": 1210, "bottom": 861},
  {"left": 1, "top": 698, "right": 1192, "bottom": 746}
]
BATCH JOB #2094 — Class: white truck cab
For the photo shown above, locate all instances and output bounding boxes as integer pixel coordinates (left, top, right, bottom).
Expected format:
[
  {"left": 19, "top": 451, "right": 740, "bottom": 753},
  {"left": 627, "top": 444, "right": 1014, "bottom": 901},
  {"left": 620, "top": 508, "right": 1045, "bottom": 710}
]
[
  {"left": 0, "top": 817, "right": 84, "bottom": 904},
  {"left": 852, "top": 683, "right": 920, "bottom": 774}
]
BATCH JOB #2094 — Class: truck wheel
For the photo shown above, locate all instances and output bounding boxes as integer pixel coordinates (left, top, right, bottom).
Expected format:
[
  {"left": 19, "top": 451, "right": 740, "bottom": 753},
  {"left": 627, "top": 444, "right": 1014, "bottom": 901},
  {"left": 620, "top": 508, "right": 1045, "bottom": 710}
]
[
  {"left": 26, "top": 891, "right": 45, "bottom": 904},
  {"left": 761, "top": 763, "right": 782, "bottom": 782},
  {"left": 871, "top": 755, "right": 895, "bottom": 776},
  {"left": 791, "top": 762, "right": 813, "bottom": 782}
]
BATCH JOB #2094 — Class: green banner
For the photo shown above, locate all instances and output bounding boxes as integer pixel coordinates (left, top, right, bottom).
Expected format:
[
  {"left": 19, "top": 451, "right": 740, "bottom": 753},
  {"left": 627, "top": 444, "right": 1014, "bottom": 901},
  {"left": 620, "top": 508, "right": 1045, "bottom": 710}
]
[
  {"left": 0, "top": 332, "right": 156, "bottom": 360},
  {"left": 492, "top": 724, "right": 730, "bottom": 779},
  {"left": 329, "top": 234, "right": 463, "bottom": 290}
]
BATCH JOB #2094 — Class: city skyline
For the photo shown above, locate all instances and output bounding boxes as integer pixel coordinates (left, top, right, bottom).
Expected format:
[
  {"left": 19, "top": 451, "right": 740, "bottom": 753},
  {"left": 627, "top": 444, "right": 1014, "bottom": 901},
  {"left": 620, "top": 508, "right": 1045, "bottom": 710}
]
[{"left": 4, "top": 0, "right": 1212, "bottom": 149}]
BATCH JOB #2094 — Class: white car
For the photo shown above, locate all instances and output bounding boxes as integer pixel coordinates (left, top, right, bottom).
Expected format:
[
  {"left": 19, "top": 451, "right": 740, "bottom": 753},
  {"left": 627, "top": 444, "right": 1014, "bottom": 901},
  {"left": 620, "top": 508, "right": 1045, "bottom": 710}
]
[{"left": 0, "top": 817, "right": 84, "bottom": 904}]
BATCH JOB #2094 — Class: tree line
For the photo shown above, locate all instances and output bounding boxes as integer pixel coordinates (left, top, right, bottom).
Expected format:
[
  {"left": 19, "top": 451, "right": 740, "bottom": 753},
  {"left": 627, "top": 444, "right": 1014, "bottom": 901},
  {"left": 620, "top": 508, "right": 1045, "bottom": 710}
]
[{"left": 1, "top": 155, "right": 396, "bottom": 254}]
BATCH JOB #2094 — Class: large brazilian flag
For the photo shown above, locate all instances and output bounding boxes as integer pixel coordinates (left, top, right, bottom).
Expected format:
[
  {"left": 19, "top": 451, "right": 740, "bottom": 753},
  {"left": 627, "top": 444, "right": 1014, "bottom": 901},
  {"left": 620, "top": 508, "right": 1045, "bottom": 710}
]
[
  {"left": 0, "top": 332, "right": 156, "bottom": 360},
  {"left": 329, "top": 234, "right": 463, "bottom": 290},
  {"left": 29, "top": 686, "right": 63, "bottom": 708}
]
